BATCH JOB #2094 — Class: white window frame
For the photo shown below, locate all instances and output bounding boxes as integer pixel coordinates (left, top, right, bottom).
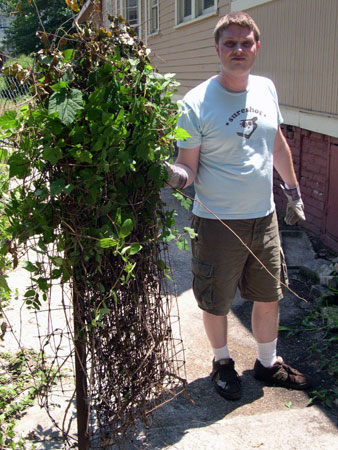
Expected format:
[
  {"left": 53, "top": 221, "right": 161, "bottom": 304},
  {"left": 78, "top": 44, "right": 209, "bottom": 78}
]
[
  {"left": 175, "top": 0, "right": 217, "bottom": 27},
  {"left": 120, "top": 0, "right": 142, "bottom": 38},
  {"left": 147, "top": 0, "right": 159, "bottom": 36}
]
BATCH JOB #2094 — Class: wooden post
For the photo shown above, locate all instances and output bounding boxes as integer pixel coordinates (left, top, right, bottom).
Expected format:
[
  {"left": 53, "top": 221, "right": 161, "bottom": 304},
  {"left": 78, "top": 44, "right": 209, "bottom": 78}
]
[{"left": 73, "top": 287, "right": 89, "bottom": 450}]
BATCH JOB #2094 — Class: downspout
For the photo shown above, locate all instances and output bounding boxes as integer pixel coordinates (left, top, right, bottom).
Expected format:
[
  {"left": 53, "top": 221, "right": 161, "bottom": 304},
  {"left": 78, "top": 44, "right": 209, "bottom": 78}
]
[
  {"left": 322, "top": 136, "right": 331, "bottom": 236},
  {"left": 144, "top": 0, "right": 148, "bottom": 46},
  {"left": 101, "top": 0, "right": 108, "bottom": 27}
]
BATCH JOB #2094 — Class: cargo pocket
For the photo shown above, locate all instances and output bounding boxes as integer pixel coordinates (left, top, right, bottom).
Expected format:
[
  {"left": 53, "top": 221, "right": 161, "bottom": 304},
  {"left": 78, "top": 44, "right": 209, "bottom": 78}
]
[
  {"left": 191, "top": 256, "right": 214, "bottom": 310},
  {"left": 280, "top": 248, "right": 289, "bottom": 293}
]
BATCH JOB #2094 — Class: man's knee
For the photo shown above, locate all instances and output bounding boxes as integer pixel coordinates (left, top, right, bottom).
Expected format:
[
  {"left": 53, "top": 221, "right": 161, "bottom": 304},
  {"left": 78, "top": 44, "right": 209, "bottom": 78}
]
[{"left": 253, "top": 300, "right": 280, "bottom": 312}]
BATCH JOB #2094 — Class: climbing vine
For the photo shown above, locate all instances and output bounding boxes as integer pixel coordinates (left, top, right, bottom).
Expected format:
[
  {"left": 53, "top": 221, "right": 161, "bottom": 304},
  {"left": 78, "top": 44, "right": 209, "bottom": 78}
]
[{"left": 0, "top": 15, "right": 188, "bottom": 447}]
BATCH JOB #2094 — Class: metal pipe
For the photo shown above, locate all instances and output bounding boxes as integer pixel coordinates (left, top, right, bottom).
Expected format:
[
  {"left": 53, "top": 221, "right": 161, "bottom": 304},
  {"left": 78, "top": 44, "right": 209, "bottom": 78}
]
[{"left": 73, "top": 286, "right": 89, "bottom": 450}]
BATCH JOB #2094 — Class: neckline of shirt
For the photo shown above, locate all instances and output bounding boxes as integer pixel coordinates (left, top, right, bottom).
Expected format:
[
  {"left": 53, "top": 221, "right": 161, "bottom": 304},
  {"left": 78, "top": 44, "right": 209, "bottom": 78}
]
[{"left": 210, "top": 75, "right": 253, "bottom": 95}]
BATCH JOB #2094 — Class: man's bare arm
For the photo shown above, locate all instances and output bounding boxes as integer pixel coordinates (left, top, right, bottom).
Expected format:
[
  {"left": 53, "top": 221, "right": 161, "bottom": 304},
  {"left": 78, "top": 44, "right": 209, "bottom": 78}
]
[
  {"left": 273, "top": 127, "right": 298, "bottom": 188},
  {"left": 273, "top": 127, "right": 305, "bottom": 224},
  {"left": 165, "top": 146, "right": 200, "bottom": 189},
  {"left": 175, "top": 146, "right": 200, "bottom": 187}
]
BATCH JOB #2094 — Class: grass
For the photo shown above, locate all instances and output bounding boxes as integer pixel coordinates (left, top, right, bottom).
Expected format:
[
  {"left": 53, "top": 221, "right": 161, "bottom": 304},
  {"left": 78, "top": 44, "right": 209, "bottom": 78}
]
[
  {"left": 0, "top": 348, "right": 60, "bottom": 449},
  {"left": 3, "top": 54, "right": 33, "bottom": 70}
]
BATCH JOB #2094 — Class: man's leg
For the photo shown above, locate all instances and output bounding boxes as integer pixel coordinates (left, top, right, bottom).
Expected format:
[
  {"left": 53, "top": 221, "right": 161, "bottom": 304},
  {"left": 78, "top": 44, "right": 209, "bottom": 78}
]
[
  {"left": 190, "top": 215, "right": 251, "bottom": 400},
  {"left": 252, "top": 300, "right": 279, "bottom": 343},
  {"left": 252, "top": 300, "right": 279, "bottom": 368},
  {"left": 203, "top": 310, "right": 228, "bottom": 348},
  {"left": 203, "top": 310, "right": 241, "bottom": 400},
  {"left": 251, "top": 300, "right": 311, "bottom": 389}
]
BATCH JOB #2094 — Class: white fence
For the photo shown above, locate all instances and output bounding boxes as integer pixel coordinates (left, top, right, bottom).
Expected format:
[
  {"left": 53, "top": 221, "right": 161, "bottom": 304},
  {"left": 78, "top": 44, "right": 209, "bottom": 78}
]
[{"left": 0, "top": 73, "right": 31, "bottom": 113}]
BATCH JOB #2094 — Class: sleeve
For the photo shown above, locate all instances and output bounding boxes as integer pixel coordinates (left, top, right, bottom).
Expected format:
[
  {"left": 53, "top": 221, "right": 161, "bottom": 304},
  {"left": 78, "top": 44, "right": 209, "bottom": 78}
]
[
  {"left": 268, "top": 80, "right": 283, "bottom": 125},
  {"left": 176, "top": 100, "right": 202, "bottom": 148}
]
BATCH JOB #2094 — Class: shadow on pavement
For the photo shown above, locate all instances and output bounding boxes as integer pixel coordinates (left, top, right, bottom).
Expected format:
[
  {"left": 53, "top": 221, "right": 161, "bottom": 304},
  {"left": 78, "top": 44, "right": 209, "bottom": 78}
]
[{"left": 130, "top": 374, "right": 264, "bottom": 449}]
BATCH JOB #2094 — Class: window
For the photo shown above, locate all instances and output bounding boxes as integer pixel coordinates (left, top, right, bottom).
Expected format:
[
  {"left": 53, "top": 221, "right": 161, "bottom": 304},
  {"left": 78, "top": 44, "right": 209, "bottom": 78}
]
[
  {"left": 121, "top": 0, "right": 141, "bottom": 36},
  {"left": 148, "top": 0, "right": 159, "bottom": 35},
  {"left": 176, "top": 0, "right": 217, "bottom": 25}
]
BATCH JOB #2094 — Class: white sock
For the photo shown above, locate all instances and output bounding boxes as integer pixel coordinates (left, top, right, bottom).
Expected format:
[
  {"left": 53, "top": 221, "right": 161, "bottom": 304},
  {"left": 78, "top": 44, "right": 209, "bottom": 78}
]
[
  {"left": 212, "top": 345, "right": 230, "bottom": 362},
  {"left": 257, "top": 339, "right": 277, "bottom": 368}
]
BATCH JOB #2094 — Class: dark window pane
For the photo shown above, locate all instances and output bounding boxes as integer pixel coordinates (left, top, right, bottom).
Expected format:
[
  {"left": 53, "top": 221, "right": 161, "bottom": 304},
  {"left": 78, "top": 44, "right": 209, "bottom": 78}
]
[
  {"left": 184, "top": 0, "right": 192, "bottom": 17},
  {"left": 151, "top": 8, "right": 158, "bottom": 32},
  {"left": 204, "top": 0, "right": 214, "bottom": 9}
]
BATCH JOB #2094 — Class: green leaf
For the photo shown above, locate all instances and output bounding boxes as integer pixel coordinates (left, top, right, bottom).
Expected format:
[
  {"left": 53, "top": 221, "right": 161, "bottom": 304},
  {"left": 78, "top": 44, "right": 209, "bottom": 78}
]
[
  {"left": 48, "top": 89, "right": 83, "bottom": 126},
  {"left": 174, "top": 127, "right": 191, "bottom": 141},
  {"left": 112, "top": 290, "right": 118, "bottom": 305},
  {"left": 184, "top": 226, "right": 198, "bottom": 239},
  {"left": 176, "top": 237, "right": 189, "bottom": 251},
  {"left": 172, "top": 192, "right": 192, "bottom": 210},
  {"left": 8, "top": 153, "right": 30, "bottom": 178},
  {"left": 23, "top": 261, "right": 38, "bottom": 273},
  {"left": 64, "top": 184, "right": 75, "bottom": 194},
  {"left": 99, "top": 238, "right": 118, "bottom": 248},
  {"left": 162, "top": 230, "right": 177, "bottom": 243},
  {"left": 284, "top": 401, "right": 292, "bottom": 408},
  {"left": 121, "top": 243, "right": 142, "bottom": 256},
  {"left": 63, "top": 49, "right": 74, "bottom": 62},
  {"left": 0, "top": 274, "right": 10, "bottom": 292},
  {"left": 50, "top": 178, "right": 65, "bottom": 196},
  {"left": 53, "top": 257, "right": 64, "bottom": 267},
  {"left": 71, "top": 149, "right": 93, "bottom": 164},
  {"left": 50, "top": 81, "right": 68, "bottom": 92},
  {"left": 0, "top": 111, "right": 17, "bottom": 130},
  {"left": 129, "top": 243, "right": 142, "bottom": 255},
  {"left": 119, "top": 218, "right": 133, "bottom": 238},
  {"left": 24, "top": 289, "right": 36, "bottom": 298},
  {"left": 115, "top": 208, "right": 122, "bottom": 226},
  {"left": 278, "top": 326, "right": 292, "bottom": 331},
  {"left": 43, "top": 146, "right": 63, "bottom": 164}
]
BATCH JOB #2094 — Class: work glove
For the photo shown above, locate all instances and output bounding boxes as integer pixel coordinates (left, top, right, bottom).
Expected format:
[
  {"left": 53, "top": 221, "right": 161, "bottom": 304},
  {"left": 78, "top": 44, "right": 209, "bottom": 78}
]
[
  {"left": 281, "top": 184, "right": 306, "bottom": 225},
  {"left": 163, "top": 161, "right": 188, "bottom": 189}
]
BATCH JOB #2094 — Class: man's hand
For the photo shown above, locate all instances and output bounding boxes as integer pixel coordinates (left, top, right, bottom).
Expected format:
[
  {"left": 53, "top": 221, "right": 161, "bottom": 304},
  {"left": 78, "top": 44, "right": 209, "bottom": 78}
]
[
  {"left": 163, "top": 162, "right": 188, "bottom": 189},
  {"left": 281, "top": 184, "right": 306, "bottom": 225}
]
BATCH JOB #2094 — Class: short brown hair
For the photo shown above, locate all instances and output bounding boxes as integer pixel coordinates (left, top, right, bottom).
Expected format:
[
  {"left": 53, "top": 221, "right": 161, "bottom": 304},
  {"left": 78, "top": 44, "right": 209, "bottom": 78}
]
[{"left": 214, "top": 11, "right": 260, "bottom": 43}]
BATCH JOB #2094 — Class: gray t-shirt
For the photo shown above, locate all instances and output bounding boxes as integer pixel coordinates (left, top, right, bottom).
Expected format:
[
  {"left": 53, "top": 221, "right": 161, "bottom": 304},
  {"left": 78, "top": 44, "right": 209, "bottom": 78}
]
[{"left": 177, "top": 75, "right": 283, "bottom": 219}]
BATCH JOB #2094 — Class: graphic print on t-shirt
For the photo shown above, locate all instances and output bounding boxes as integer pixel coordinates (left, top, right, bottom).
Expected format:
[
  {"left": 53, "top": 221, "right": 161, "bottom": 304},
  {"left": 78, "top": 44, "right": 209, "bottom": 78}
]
[
  {"left": 237, "top": 116, "right": 258, "bottom": 138},
  {"left": 225, "top": 106, "right": 267, "bottom": 140}
]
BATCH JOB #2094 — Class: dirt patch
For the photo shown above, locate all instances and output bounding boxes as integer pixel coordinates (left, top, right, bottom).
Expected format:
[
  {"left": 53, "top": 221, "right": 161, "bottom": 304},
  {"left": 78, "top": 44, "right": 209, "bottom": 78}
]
[{"left": 277, "top": 220, "right": 338, "bottom": 418}]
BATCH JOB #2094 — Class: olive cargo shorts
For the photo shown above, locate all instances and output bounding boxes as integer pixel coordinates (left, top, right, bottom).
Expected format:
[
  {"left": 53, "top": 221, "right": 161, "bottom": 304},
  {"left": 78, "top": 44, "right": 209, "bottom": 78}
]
[{"left": 190, "top": 210, "right": 288, "bottom": 316}]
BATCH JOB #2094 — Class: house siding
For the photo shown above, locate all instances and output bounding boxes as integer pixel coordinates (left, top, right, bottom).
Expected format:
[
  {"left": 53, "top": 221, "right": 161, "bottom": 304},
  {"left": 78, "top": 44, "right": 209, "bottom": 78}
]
[
  {"left": 235, "top": 0, "right": 338, "bottom": 117},
  {"left": 148, "top": 1, "right": 230, "bottom": 95},
  {"left": 274, "top": 127, "right": 338, "bottom": 251}
]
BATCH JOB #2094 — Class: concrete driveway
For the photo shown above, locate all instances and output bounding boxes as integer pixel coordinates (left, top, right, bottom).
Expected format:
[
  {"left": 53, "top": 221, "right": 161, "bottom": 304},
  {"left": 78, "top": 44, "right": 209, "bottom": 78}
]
[
  {"left": 1, "top": 187, "right": 337, "bottom": 449},
  {"left": 134, "top": 188, "right": 338, "bottom": 450}
]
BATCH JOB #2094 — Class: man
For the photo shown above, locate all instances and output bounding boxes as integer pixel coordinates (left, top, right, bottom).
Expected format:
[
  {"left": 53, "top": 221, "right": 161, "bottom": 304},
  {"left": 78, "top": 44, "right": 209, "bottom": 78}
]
[{"left": 166, "top": 11, "right": 310, "bottom": 400}]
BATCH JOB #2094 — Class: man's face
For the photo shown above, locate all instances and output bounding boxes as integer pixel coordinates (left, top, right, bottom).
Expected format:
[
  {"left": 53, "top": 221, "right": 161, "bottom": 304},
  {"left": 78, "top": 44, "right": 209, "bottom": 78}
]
[{"left": 215, "top": 24, "right": 260, "bottom": 77}]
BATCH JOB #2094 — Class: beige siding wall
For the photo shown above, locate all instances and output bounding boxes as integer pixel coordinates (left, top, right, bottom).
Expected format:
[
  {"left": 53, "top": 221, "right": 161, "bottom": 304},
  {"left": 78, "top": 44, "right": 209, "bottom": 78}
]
[
  {"left": 148, "top": 1, "right": 230, "bottom": 95},
  {"left": 236, "top": 0, "right": 338, "bottom": 117},
  {"left": 79, "top": 1, "right": 337, "bottom": 119},
  {"left": 148, "top": 0, "right": 337, "bottom": 117}
]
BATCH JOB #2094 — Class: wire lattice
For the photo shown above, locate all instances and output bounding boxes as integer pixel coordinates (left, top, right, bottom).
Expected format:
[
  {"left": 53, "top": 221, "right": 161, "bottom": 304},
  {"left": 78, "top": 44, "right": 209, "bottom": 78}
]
[
  {"left": 3, "top": 197, "right": 186, "bottom": 448},
  {"left": 0, "top": 15, "right": 188, "bottom": 448}
]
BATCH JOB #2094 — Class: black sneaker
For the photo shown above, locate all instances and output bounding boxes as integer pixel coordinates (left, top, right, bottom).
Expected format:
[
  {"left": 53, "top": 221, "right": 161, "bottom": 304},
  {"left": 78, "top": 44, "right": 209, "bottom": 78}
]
[
  {"left": 254, "top": 357, "right": 311, "bottom": 390},
  {"left": 211, "top": 358, "right": 241, "bottom": 400}
]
